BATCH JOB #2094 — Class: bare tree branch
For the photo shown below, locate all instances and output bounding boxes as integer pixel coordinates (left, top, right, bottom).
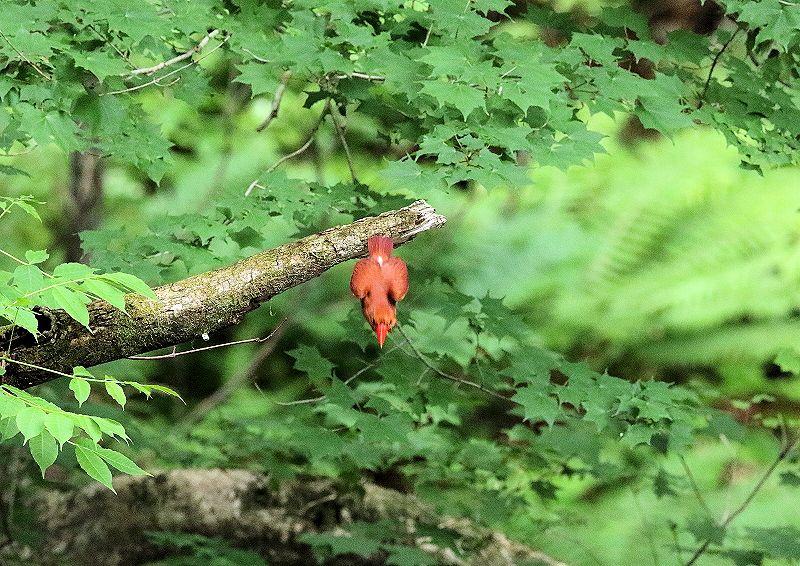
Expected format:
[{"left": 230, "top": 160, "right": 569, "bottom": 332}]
[
  {"left": 0, "top": 201, "right": 446, "bottom": 389},
  {"left": 104, "top": 34, "right": 229, "bottom": 96},
  {"left": 246, "top": 102, "right": 330, "bottom": 195},
  {"left": 127, "top": 29, "right": 220, "bottom": 76},
  {"left": 329, "top": 101, "right": 359, "bottom": 183},
  {"left": 0, "top": 29, "right": 51, "bottom": 80},
  {"left": 256, "top": 70, "right": 291, "bottom": 132}
]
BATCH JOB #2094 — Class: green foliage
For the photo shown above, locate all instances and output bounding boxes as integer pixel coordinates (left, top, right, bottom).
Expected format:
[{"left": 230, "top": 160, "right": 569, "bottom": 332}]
[
  {"left": 459, "top": 129, "right": 800, "bottom": 400},
  {"left": 0, "top": 0, "right": 797, "bottom": 190},
  {"left": 300, "top": 521, "right": 439, "bottom": 565},
  {"left": 1, "top": 0, "right": 800, "bottom": 564},
  {"left": 0, "top": 200, "right": 178, "bottom": 489},
  {"left": 145, "top": 532, "right": 268, "bottom": 566}
]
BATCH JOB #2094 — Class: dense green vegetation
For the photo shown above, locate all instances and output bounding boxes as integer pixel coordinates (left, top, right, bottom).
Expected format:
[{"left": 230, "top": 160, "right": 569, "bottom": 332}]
[{"left": 1, "top": 0, "right": 800, "bottom": 564}]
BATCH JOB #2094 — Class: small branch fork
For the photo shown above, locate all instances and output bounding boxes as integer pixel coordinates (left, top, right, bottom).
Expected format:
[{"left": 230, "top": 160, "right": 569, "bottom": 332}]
[
  {"left": 128, "top": 29, "right": 220, "bottom": 76},
  {"left": 104, "top": 32, "right": 229, "bottom": 96},
  {"left": 275, "top": 324, "right": 511, "bottom": 408},
  {"left": 683, "top": 430, "right": 798, "bottom": 566},
  {"left": 396, "top": 324, "right": 511, "bottom": 402},
  {"left": 245, "top": 101, "right": 330, "bottom": 196}
]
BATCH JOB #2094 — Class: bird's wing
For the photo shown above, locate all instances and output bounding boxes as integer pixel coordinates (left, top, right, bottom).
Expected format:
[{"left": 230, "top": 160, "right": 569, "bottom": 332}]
[
  {"left": 350, "top": 258, "right": 381, "bottom": 298},
  {"left": 384, "top": 257, "right": 409, "bottom": 302}
]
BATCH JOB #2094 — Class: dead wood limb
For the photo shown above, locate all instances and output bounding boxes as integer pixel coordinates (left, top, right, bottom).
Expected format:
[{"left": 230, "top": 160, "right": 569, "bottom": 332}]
[
  {"left": 36, "top": 469, "right": 567, "bottom": 566},
  {"left": 0, "top": 200, "right": 446, "bottom": 389}
]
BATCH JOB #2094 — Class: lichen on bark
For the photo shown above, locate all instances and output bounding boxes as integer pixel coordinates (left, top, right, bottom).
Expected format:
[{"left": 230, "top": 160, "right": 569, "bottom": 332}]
[{"left": 0, "top": 200, "right": 446, "bottom": 389}]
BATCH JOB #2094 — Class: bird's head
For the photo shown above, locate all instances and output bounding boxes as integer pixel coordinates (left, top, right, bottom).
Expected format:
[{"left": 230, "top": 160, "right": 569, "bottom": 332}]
[{"left": 364, "top": 299, "right": 396, "bottom": 348}]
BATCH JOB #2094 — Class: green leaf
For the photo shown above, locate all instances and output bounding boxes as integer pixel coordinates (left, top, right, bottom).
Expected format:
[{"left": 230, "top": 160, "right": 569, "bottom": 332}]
[
  {"left": 24, "top": 249, "right": 49, "bottom": 264},
  {"left": 44, "top": 413, "right": 75, "bottom": 447},
  {"left": 29, "top": 429, "right": 58, "bottom": 477},
  {"left": 71, "top": 415, "right": 102, "bottom": 443},
  {"left": 92, "top": 416, "right": 129, "bottom": 441},
  {"left": 511, "top": 387, "right": 560, "bottom": 427},
  {"left": 0, "top": 165, "right": 30, "bottom": 178},
  {"left": 71, "top": 50, "right": 130, "bottom": 81},
  {"left": 420, "top": 80, "right": 485, "bottom": 119},
  {"left": 135, "top": 383, "right": 183, "bottom": 401},
  {"left": 13, "top": 264, "right": 44, "bottom": 294},
  {"left": 233, "top": 62, "right": 281, "bottom": 96},
  {"left": 100, "top": 272, "right": 157, "bottom": 299},
  {"left": 74, "top": 439, "right": 115, "bottom": 492},
  {"left": 80, "top": 279, "right": 127, "bottom": 310},
  {"left": 0, "top": 416, "right": 19, "bottom": 440},
  {"left": 69, "top": 377, "right": 91, "bottom": 406},
  {"left": 0, "top": 393, "right": 26, "bottom": 418},
  {"left": 775, "top": 348, "right": 800, "bottom": 375},
  {"left": 287, "top": 345, "right": 336, "bottom": 386},
  {"left": 385, "top": 545, "right": 438, "bottom": 566},
  {"left": 15, "top": 405, "right": 45, "bottom": 442},
  {"left": 53, "top": 263, "right": 94, "bottom": 279},
  {"left": 104, "top": 380, "right": 127, "bottom": 409},
  {"left": 51, "top": 286, "right": 90, "bottom": 327},
  {"left": 299, "top": 532, "right": 381, "bottom": 556},
  {"left": 95, "top": 446, "right": 150, "bottom": 476}
]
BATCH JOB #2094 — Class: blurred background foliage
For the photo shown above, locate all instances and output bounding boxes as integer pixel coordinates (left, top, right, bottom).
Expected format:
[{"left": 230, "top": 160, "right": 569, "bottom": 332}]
[{"left": 1, "top": 0, "right": 800, "bottom": 564}]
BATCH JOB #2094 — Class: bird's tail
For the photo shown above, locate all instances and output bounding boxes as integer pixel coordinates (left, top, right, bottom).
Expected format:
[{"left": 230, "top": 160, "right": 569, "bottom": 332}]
[{"left": 368, "top": 235, "right": 394, "bottom": 258}]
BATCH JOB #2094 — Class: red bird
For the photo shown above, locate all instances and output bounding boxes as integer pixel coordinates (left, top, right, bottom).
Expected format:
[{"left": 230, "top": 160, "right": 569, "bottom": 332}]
[{"left": 350, "top": 236, "right": 409, "bottom": 348}]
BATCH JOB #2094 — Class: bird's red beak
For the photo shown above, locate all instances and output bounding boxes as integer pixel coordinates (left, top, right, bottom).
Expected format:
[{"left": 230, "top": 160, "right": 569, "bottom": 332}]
[{"left": 375, "top": 322, "right": 389, "bottom": 348}]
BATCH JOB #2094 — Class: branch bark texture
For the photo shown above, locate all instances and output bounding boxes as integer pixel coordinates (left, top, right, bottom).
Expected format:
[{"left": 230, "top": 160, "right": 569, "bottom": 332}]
[{"left": 1, "top": 200, "right": 446, "bottom": 389}]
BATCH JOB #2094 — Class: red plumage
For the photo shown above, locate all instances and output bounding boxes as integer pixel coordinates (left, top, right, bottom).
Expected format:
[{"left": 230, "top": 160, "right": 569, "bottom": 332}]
[{"left": 350, "top": 236, "right": 408, "bottom": 347}]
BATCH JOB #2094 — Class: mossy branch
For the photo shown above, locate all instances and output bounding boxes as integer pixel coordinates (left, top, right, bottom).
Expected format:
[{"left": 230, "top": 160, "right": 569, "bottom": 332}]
[{"left": 0, "top": 200, "right": 446, "bottom": 389}]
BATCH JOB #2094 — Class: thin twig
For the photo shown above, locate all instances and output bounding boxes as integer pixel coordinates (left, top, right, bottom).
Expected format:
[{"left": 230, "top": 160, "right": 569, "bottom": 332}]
[
  {"left": 679, "top": 456, "right": 712, "bottom": 517},
  {"left": 328, "top": 101, "right": 358, "bottom": 183},
  {"left": 128, "top": 29, "right": 220, "bottom": 76},
  {"left": 0, "top": 144, "right": 37, "bottom": 157},
  {"left": 181, "top": 321, "right": 289, "bottom": 424},
  {"left": 88, "top": 24, "right": 130, "bottom": 64},
  {"left": 274, "top": 345, "right": 403, "bottom": 406},
  {"left": 245, "top": 102, "right": 330, "bottom": 196},
  {"left": 104, "top": 34, "right": 229, "bottom": 96},
  {"left": 244, "top": 180, "right": 265, "bottom": 196},
  {"left": 334, "top": 72, "right": 386, "bottom": 82},
  {"left": 257, "top": 70, "right": 291, "bottom": 132},
  {"left": 241, "top": 47, "right": 270, "bottom": 63},
  {"left": 698, "top": 28, "right": 740, "bottom": 108},
  {"left": 684, "top": 436, "right": 799, "bottom": 566},
  {"left": 395, "top": 324, "right": 510, "bottom": 402},
  {"left": 422, "top": 24, "right": 434, "bottom": 48},
  {"left": 129, "top": 321, "right": 285, "bottom": 360},
  {"left": 0, "top": 29, "right": 51, "bottom": 80}
]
